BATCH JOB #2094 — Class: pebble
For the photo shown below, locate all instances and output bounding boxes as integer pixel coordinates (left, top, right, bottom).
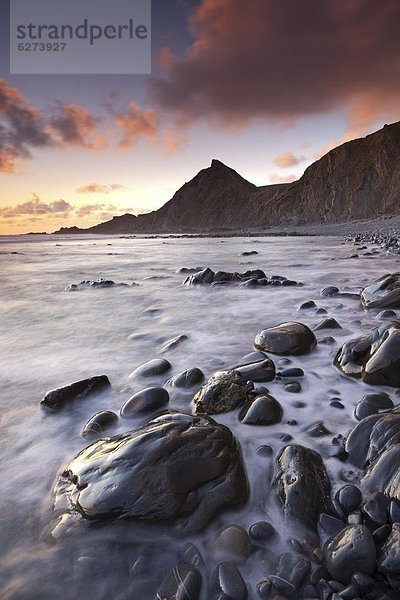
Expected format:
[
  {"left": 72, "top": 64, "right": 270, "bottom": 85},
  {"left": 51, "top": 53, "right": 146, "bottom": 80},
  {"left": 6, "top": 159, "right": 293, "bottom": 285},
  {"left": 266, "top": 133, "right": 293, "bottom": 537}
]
[
  {"left": 120, "top": 386, "right": 169, "bottom": 417},
  {"left": 249, "top": 521, "right": 275, "bottom": 541},
  {"left": 239, "top": 394, "right": 283, "bottom": 425},
  {"left": 306, "top": 421, "right": 331, "bottom": 437},
  {"left": 217, "top": 562, "right": 247, "bottom": 600},
  {"left": 284, "top": 381, "right": 301, "bottom": 393},
  {"left": 129, "top": 358, "right": 171, "bottom": 378},
  {"left": 336, "top": 485, "right": 362, "bottom": 514},
  {"left": 215, "top": 525, "right": 251, "bottom": 559}
]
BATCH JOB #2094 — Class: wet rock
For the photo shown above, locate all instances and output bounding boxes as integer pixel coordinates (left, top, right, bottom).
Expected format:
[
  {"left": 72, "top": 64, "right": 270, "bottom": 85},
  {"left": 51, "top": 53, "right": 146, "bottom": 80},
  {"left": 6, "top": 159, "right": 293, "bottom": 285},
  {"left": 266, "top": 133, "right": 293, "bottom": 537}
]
[
  {"left": 156, "top": 562, "right": 202, "bottom": 600},
  {"left": 239, "top": 394, "right": 283, "bottom": 425},
  {"left": 324, "top": 525, "right": 376, "bottom": 583},
  {"left": 275, "top": 444, "right": 331, "bottom": 530},
  {"left": 237, "top": 351, "right": 269, "bottom": 365},
  {"left": 318, "top": 514, "right": 345, "bottom": 543},
  {"left": 234, "top": 359, "right": 276, "bottom": 383},
  {"left": 120, "top": 386, "right": 169, "bottom": 417},
  {"left": 41, "top": 375, "right": 111, "bottom": 410},
  {"left": 299, "top": 300, "right": 316, "bottom": 310},
  {"left": 361, "top": 273, "right": 400, "bottom": 308},
  {"left": 249, "top": 521, "right": 275, "bottom": 541},
  {"left": 336, "top": 485, "right": 362, "bottom": 514},
  {"left": 176, "top": 267, "right": 203, "bottom": 274},
  {"left": 183, "top": 267, "right": 215, "bottom": 285},
  {"left": 314, "top": 318, "right": 342, "bottom": 331},
  {"left": 192, "top": 370, "right": 249, "bottom": 415},
  {"left": 363, "top": 491, "right": 389, "bottom": 526},
  {"left": 377, "top": 309, "right": 397, "bottom": 320},
  {"left": 166, "top": 368, "right": 205, "bottom": 389},
  {"left": 215, "top": 525, "right": 252, "bottom": 559},
  {"left": 330, "top": 399, "right": 344, "bottom": 409},
  {"left": 362, "top": 444, "right": 400, "bottom": 502},
  {"left": 306, "top": 421, "right": 331, "bottom": 437},
  {"left": 254, "top": 322, "right": 317, "bottom": 356},
  {"left": 255, "top": 444, "right": 273, "bottom": 457},
  {"left": 334, "top": 321, "right": 400, "bottom": 386},
  {"left": 54, "top": 412, "right": 248, "bottom": 533},
  {"left": 264, "top": 552, "right": 311, "bottom": 597},
  {"left": 82, "top": 411, "right": 118, "bottom": 438},
  {"left": 318, "top": 336, "right": 337, "bottom": 345},
  {"left": 378, "top": 522, "right": 400, "bottom": 575},
  {"left": 321, "top": 286, "right": 339, "bottom": 297},
  {"left": 390, "top": 500, "right": 400, "bottom": 524},
  {"left": 284, "top": 382, "right": 301, "bottom": 393},
  {"left": 158, "top": 335, "right": 188, "bottom": 353},
  {"left": 129, "top": 358, "right": 172, "bottom": 379},
  {"left": 346, "top": 408, "right": 400, "bottom": 469},
  {"left": 354, "top": 392, "right": 393, "bottom": 420},
  {"left": 217, "top": 562, "right": 247, "bottom": 600},
  {"left": 65, "top": 279, "right": 130, "bottom": 291},
  {"left": 240, "top": 250, "right": 258, "bottom": 256},
  {"left": 279, "top": 367, "right": 304, "bottom": 378}
]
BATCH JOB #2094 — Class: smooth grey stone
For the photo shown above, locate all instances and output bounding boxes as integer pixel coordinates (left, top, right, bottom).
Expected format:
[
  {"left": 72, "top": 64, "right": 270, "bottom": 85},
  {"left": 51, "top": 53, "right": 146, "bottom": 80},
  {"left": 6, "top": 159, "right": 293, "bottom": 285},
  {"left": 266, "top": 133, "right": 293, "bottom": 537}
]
[
  {"left": 41, "top": 375, "right": 110, "bottom": 410},
  {"left": 158, "top": 334, "right": 188, "bottom": 353},
  {"left": 299, "top": 300, "right": 316, "bottom": 309},
  {"left": 255, "top": 322, "right": 316, "bottom": 356},
  {"left": 378, "top": 522, "right": 400, "bottom": 574},
  {"left": 324, "top": 525, "right": 376, "bottom": 583},
  {"left": 306, "top": 421, "right": 331, "bottom": 437},
  {"left": 54, "top": 411, "right": 248, "bottom": 534},
  {"left": 318, "top": 513, "right": 345, "bottom": 542},
  {"left": 279, "top": 367, "right": 304, "bottom": 378},
  {"left": 239, "top": 394, "right": 283, "bottom": 425},
  {"left": 255, "top": 444, "right": 273, "bottom": 457},
  {"left": 330, "top": 399, "right": 345, "bottom": 409},
  {"left": 336, "top": 485, "right": 362, "bottom": 514},
  {"left": 192, "top": 370, "right": 249, "bottom": 415},
  {"left": 361, "top": 273, "right": 400, "bottom": 308},
  {"left": 354, "top": 393, "right": 393, "bottom": 420},
  {"left": 314, "top": 318, "right": 342, "bottom": 331},
  {"left": 249, "top": 521, "right": 275, "bottom": 541},
  {"left": 275, "top": 444, "right": 331, "bottom": 530},
  {"left": 321, "top": 286, "right": 339, "bottom": 297},
  {"left": 82, "top": 410, "right": 118, "bottom": 437},
  {"left": 129, "top": 358, "right": 171, "bottom": 378},
  {"left": 235, "top": 359, "right": 276, "bottom": 382},
  {"left": 156, "top": 562, "right": 202, "bottom": 600},
  {"left": 284, "top": 381, "right": 301, "bottom": 393},
  {"left": 390, "top": 500, "right": 400, "bottom": 524},
  {"left": 363, "top": 491, "right": 389, "bottom": 526},
  {"left": 166, "top": 368, "right": 204, "bottom": 388},
  {"left": 215, "top": 525, "right": 251, "bottom": 559},
  {"left": 373, "top": 524, "right": 391, "bottom": 545},
  {"left": 218, "top": 563, "right": 247, "bottom": 600},
  {"left": 120, "top": 386, "right": 169, "bottom": 417},
  {"left": 334, "top": 321, "right": 400, "bottom": 386}
]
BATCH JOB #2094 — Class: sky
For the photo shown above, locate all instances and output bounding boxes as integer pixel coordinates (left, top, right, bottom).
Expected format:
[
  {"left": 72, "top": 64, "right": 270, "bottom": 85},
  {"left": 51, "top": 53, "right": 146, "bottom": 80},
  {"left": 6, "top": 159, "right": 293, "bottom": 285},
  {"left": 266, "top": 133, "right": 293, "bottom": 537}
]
[{"left": 1, "top": 0, "right": 400, "bottom": 234}]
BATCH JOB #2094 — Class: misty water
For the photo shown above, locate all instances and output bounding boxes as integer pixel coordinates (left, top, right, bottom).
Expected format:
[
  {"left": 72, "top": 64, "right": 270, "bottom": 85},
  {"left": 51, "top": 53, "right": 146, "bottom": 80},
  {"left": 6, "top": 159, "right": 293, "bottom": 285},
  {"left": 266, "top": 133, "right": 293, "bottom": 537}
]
[{"left": 0, "top": 234, "right": 399, "bottom": 599}]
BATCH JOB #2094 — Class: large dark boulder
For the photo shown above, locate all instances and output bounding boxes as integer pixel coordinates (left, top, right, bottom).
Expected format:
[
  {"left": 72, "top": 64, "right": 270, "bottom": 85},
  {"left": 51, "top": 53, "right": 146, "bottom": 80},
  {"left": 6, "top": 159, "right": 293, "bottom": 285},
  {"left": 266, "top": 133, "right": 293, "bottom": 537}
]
[
  {"left": 334, "top": 321, "right": 400, "bottom": 386},
  {"left": 255, "top": 322, "right": 317, "bottom": 356},
  {"left": 362, "top": 444, "right": 400, "bottom": 501},
  {"left": 54, "top": 412, "right": 248, "bottom": 533},
  {"left": 41, "top": 375, "right": 110, "bottom": 410},
  {"left": 324, "top": 525, "right": 376, "bottom": 583},
  {"left": 361, "top": 273, "right": 400, "bottom": 309},
  {"left": 192, "top": 370, "right": 249, "bottom": 414},
  {"left": 275, "top": 444, "right": 331, "bottom": 530},
  {"left": 345, "top": 407, "right": 400, "bottom": 469}
]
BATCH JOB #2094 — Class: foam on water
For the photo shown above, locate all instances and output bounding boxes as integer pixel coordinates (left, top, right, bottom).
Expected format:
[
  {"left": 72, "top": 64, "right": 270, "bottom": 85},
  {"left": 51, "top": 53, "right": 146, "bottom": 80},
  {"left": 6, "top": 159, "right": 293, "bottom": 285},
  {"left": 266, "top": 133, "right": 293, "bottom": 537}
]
[{"left": 0, "top": 234, "right": 398, "bottom": 599}]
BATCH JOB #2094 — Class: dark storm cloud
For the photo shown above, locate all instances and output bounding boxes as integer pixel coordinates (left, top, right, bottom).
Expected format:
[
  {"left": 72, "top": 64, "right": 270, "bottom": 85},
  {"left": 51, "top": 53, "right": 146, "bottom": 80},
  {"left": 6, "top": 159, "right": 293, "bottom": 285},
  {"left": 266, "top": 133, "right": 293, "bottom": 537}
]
[{"left": 149, "top": 0, "right": 400, "bottom": 132}]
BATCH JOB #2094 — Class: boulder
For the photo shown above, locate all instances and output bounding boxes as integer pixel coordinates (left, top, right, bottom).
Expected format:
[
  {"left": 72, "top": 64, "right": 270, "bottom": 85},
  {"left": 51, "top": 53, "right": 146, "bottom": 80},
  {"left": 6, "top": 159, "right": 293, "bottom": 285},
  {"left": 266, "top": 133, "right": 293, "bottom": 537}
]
[
  {"left": 334, "top": 321, "right": 400, "bottom": 386},
  {"left": 129, "top": 358, "right": 171, "bottom": 379},
  {"left": 166, "top": 368, "right": 205, "bottom": 388},
  {"left": 255, "top": 322, "right": 317, "bottom": 356},
  {"left": 120, "top": 386, "right": 169, "bottom": 418},
  {"left": 239, "top": 394, "right": 283, "bottom": 425},
  {"left": 361, "top": 273, "right": 400, "bottom": 308},
  {"left": 54, "top": 412, "right": 248, "bottom": 533},
  {"left": 82, "top": 410, "right": 118, "bottom": 438},
  {"left": 41, "top": 375, "right": 111, "bottom": 410},
  {"left": 192, "top": 370, "right": 249, "bottom": 414},
  {"left": 324, "top": 525, "right": 376, "bottom": 583},
  {"left": 275, "top": 444, "right": 331, "bottom": 530}
]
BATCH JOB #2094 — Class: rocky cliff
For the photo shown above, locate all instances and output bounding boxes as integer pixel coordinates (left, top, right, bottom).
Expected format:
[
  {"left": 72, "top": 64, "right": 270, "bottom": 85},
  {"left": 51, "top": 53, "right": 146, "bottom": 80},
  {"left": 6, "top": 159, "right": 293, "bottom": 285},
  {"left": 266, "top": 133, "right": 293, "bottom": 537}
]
[{"left": 54, "top": 121, "right": 400, "bottom": 234}]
